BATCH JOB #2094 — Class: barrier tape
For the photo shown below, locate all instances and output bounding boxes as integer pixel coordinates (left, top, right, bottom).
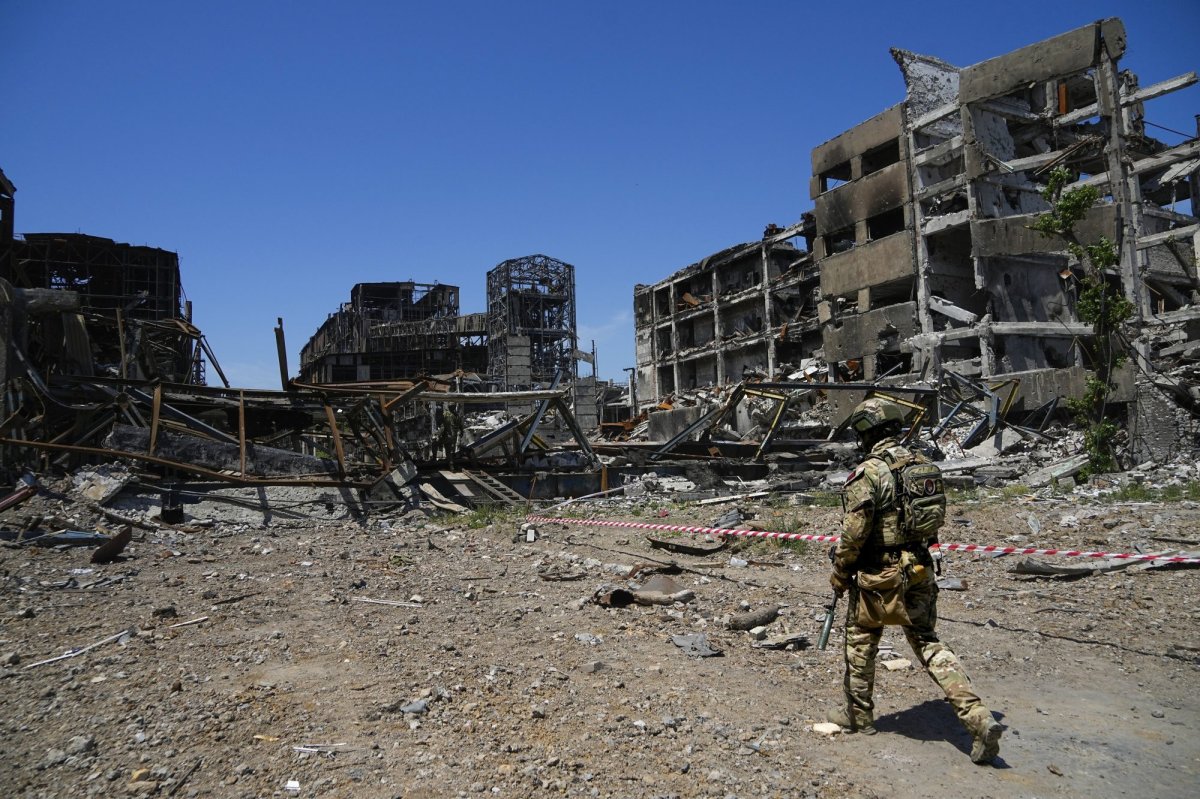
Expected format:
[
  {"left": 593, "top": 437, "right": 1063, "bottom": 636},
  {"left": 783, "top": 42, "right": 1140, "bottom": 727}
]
[{"left": 524, "top": 515, "right": 1200, "bottom": 565}]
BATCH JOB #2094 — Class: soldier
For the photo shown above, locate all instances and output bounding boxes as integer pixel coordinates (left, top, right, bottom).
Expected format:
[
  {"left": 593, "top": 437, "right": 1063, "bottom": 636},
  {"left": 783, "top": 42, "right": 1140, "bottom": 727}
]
[{"left": 827, "top": 397, "right": 1003, "bottom": 765}]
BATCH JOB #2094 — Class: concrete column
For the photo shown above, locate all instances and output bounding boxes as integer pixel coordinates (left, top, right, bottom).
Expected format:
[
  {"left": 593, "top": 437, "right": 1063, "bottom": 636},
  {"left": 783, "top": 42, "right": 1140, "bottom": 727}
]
[
  {"left": 762, "top": 243, "right": 776, "bottom": 378},
  {"left": 1096, "top": 49, "right": 1149, "bottom": 321}
]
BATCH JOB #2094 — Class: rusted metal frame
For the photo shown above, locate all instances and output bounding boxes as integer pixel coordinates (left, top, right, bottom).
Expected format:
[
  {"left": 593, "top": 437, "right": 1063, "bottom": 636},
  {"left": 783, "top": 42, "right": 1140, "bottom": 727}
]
[
  {"left": 323, "top": 403, "right": 347, "bottom": 478},
  {"left": 355, "top": 399, "right": 397, "bottom": 470},
  {"left": 293, "top": 380, "right": 424, "bottom": 396},
  {"left": 198, "top": 336, "right": 230, "bottom": 388},
  {"left": 116, "top": 308, "right": 128, "bottom": 380},
  {"left": 343, "top": 406, "right": 390, "bottom": 472},
  {"left": 647, "top": 383, "right": 748, "bottom": 462},
  {"left": 703, "top": 384, "right": 748, "bottom": 440},
  {"left": 520, "top": 368, "right": 563, "bottom": 454},
  {"left": 274, "top": 317, "right": 291, "bottom": 391},
  {"left": 381, "top": 380, "right": 428, "bottom": 413},
  {"left": 417, "top": 389, "right": 568, "bottom": 403},
  {"left": 0, "top": 476, "right": 38, "bottom": 512},
  {"left": 989, "top": 378, "right": 1021, "bottom": 420},
  {"left": 940, "top": 371, "right": 1008, "bottom": 448},
  {"left": 149, "top": 384, "right": 164, "bottom": 455},
  {"left": 753, "top": 392, "right": 793, "bottom": 462},
  {"left": 238, "top": 390, "right": 247, "bottom": 477},
  {"left": 115, "top": 392, "right": 147, "bottom": 428},
  {"left": 551, "top": 396, "right": 595, "bottom": 462},
  {"left": 126, "top": 388, "right": 237, "bottom": 445},
  {"left": 0, "top": 436, "right": 371, "bottom": 488},
  {"left": 375, "top": 394, "right": 402, "bottom": 464}
]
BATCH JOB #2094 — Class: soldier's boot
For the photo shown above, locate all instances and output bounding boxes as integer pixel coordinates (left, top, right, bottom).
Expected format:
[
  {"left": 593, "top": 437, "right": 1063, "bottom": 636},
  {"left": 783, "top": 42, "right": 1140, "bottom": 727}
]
[
  {"left": 966, "top": 708, "right": 1003, "bottom": 764},
  {"left": 826, "top": 706, "right": 876, "bottom": 735}
]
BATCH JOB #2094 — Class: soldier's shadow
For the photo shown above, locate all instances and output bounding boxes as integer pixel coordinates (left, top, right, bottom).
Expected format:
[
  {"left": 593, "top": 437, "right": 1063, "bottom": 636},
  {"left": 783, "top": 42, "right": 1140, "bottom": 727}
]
[{"left": 875, "top": 700, "right": 1010, "bottom": 768}]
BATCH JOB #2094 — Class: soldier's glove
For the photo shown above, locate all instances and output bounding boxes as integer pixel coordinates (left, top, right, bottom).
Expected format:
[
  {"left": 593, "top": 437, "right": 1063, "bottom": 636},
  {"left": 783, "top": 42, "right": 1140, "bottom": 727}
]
[{"left": 830, "top": 570, "right": 850, "bottom": 597}]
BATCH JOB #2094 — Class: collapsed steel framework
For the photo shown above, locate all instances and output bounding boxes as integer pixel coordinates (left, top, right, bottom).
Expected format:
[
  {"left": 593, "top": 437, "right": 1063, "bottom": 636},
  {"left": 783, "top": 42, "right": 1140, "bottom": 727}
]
[{"left": 486, "top": 255, "right": 578, "bottom": 390}]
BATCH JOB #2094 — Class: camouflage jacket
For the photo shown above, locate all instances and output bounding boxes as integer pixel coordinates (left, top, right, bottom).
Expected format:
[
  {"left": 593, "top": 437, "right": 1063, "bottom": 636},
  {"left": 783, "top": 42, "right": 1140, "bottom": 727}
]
[{"left": 832, "top": 436, "right": 906, "bottom": 580}]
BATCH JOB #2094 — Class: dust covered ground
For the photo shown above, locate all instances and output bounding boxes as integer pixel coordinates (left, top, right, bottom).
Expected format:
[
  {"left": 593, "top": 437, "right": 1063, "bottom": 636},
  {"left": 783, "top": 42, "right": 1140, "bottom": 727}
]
[{"left": 1, "top": 482, "right": 1198, "bottom": 799}]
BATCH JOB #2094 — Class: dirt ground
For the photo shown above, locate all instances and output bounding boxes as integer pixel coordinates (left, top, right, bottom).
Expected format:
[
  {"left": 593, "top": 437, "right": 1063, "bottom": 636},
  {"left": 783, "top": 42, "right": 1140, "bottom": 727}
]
[{"left": 1, "top": 483, "right": 1197, "bottom": 799}]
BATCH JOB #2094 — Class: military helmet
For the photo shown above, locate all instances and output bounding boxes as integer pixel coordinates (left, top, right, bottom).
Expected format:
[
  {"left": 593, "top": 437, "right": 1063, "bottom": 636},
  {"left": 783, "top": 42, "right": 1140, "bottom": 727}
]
[{"left": 848, "top": 397, "right": 906, "bottom": 435}]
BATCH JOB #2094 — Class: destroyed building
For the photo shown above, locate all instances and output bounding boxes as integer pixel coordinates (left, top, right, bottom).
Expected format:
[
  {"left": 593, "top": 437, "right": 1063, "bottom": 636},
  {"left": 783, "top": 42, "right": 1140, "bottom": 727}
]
[
  {"left": 298, "top": 281, "right": 487, "bottom": 383},
  {"left": 298, "top": 254, "right": 599, "bottom": 430},
  {"left": 633, "top": 221, "right": 819, "bottom": 405},
  {"left": 0, "top": 171, "right": 209, "bottom": 393},
  {"left": 635, "top": 19, "right": 1200, "bottom": 459}
]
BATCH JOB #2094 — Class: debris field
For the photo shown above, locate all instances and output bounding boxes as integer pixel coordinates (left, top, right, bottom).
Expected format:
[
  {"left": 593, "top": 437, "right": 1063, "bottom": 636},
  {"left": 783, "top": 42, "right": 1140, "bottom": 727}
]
[{"left": 1, "top": 473, "right": 1197, "bottom": 798}]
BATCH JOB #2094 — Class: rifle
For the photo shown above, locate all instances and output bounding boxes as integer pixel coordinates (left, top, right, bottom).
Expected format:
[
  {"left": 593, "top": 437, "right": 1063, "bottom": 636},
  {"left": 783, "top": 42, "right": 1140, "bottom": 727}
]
[{"left": 817, "top": 590, "right": 839, "bottom": 650}]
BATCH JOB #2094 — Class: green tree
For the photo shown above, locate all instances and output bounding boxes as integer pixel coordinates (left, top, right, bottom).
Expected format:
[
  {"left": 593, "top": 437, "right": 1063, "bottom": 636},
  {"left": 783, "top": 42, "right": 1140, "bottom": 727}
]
[{"left": 1031, "top": 167, "right": 1134, "bottom": 474}]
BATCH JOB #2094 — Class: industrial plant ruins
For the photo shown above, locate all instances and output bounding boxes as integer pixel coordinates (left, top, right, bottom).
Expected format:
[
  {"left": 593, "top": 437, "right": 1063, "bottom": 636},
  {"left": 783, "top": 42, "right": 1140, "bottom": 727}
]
[
  {"left": 2, "top": 17, "right": 1198, "bottom": 504},
  {"left": 2, "top": 18, "right": 1199, "bottom": 799}
]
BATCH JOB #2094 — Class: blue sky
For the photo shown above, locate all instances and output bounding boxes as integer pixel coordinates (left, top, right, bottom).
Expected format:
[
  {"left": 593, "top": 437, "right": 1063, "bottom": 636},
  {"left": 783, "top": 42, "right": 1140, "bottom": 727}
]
[{"left": 3, "top": 1, "right": 1197, "bottom": 387}]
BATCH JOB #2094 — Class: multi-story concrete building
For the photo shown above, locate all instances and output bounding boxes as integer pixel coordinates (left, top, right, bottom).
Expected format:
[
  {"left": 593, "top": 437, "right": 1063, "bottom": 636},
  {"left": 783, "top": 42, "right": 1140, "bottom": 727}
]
[
  {"left": 633, "top": 220, "right": 819, "bottom": 404},
  {"left": 635, "top": 19, "right": 1199, "bottom": 455}
]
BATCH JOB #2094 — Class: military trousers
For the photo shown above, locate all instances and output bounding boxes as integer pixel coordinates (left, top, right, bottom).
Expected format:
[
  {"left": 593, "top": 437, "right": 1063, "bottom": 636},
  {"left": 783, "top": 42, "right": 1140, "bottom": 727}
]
[{"left": 842, "top": 573, "right": 995, "bottom": 736}]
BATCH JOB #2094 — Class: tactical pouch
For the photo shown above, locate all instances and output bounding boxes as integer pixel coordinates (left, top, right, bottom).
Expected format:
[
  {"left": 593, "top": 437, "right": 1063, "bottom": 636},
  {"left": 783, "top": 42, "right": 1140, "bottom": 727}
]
[
  {"left": 854, "top": 565, "right": 911, "bottom": 628},
  {"left": 900, "top": 550, "right": 928, "bottom": 585}
]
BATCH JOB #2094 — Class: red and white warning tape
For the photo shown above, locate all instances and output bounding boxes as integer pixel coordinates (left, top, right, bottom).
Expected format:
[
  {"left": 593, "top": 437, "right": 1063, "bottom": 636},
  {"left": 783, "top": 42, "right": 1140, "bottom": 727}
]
[{"left": 524, "top": 515, "right": 1200, "bottom": 565}]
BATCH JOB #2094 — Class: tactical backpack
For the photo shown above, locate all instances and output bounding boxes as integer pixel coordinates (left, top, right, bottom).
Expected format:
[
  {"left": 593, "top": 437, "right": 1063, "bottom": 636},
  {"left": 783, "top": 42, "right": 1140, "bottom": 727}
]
[{"left": 874, "top": 448, "right": 947, "bottom": 543}]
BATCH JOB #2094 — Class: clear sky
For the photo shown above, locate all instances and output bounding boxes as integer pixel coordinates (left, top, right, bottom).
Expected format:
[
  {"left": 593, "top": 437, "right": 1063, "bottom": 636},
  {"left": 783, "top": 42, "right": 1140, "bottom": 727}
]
[{"left": 3, "top": 1, "right": 1197, "bottom": 388}]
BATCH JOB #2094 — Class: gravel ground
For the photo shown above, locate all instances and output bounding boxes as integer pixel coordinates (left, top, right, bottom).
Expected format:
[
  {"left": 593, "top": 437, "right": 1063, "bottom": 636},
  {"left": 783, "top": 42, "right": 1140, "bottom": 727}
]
[{"left": 1, "top": 481, "right": 1197, "bottom": 798}]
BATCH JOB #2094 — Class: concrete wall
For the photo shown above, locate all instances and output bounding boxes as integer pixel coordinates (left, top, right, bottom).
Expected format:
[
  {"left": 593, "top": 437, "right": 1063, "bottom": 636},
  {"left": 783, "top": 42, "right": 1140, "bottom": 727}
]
[
  {"left": 972, "top": 205, "right": 1118, "bottom": 257},
  {"left": 815, "top": 161, "right": 910, "bottom": 236},
  {"left": 647, "top": 405, "right": 706, "bottom": 442},
  {"left": 819, "top": 230, "right": 916, "bottom": 297},
  {"left": 811, "top": 104, "right": 904, "bottom": 190},
  {"left": 958, "top": 19, "right": 1125, "bottom": 104},
  {"left": 823, "top": 302, "right": 919, "bottom": 362}
]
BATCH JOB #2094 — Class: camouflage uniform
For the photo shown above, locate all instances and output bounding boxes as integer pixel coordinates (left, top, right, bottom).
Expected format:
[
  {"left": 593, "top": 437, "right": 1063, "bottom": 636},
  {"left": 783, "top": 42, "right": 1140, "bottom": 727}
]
[{"left": 831, "top": 435, "right": 1001, "bottom": 762}]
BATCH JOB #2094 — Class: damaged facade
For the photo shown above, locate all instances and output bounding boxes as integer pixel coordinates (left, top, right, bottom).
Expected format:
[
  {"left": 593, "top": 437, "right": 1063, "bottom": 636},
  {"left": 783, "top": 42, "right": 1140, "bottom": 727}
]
[
  {"left": 298, "top": 281, "right": 487, "bottom": 383},
  {"left": 633, "top": 220, "right": 819, "bottom": 403},
  {"left": 635, "top": 19, "right": 1200, "bottom": 459}
]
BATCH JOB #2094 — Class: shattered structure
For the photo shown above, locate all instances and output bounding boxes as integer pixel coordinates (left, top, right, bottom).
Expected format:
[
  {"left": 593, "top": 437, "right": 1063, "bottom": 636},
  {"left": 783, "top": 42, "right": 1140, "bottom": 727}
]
[
  {"left": 633, "top": 221, "right": 819, "bottom": 406},
  {"left": 486, "top": 255, "right": 579, "bottom": 391},
  {"left": 298, "top": 282, "right": 487, "bottom": 383},
  {"left": 636, "top": 19, "right": 1199, "bottom": 458}
]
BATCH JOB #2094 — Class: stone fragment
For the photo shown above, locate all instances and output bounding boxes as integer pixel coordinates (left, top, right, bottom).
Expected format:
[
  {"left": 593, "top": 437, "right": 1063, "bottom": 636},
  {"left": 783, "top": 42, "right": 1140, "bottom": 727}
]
[
  {"left": 66, "top": 735, "right": 96, "bottom": 755},
  {"left": 38, "top": 749, "right": 68, "bottom": 769},
  {"left": 882, "top": 658, "right": 912, "bottom": 671},
  {"left": 812, "top": 722, "right": 842, "bottom": 736}
]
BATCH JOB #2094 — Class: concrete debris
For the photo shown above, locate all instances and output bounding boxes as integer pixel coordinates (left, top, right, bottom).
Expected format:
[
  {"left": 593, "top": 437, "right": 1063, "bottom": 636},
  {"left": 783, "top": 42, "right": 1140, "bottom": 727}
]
[{"left": 669, "top": 633, "right": 723, "bottom": 658}]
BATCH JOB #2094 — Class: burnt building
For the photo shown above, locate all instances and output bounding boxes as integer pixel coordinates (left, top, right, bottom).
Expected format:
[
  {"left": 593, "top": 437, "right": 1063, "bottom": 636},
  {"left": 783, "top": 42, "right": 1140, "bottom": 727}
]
[
  {"left": 0, "top": 170, "right": 205, "bottom": 388},
  {"left": 298, "top": 281, "right": 487, "bottom": 383},
  {"left": 633, "top": 220, "right": 819, "bottom": 406}
]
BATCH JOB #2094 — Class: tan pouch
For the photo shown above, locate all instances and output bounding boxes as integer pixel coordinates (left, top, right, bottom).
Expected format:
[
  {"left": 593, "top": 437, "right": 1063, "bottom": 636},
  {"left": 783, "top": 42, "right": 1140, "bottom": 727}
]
[{"left": 855, "top": 565, "right": 911, "bottom": 627}]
